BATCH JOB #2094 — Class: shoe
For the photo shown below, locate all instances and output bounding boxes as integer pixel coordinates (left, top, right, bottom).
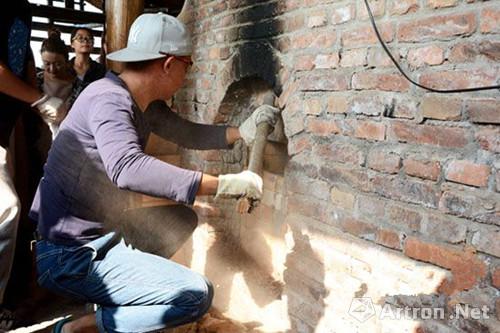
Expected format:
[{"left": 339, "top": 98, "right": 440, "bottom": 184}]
[
  {"left": 52, "top": 316, "right": 72, "bottom": 333},
  {"left": 0, "top": 307, "right": 15, "bottom": 332}
]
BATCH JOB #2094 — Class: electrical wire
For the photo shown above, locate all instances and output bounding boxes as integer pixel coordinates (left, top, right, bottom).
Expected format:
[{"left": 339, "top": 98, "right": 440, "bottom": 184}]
[{"left": 363, "top": 0, "right": 500, "bottom": 93}]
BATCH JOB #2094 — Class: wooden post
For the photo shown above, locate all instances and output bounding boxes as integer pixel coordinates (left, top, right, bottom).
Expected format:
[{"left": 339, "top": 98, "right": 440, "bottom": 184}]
[{"left": 105, "top": 0, "right": 144, "bottom": 72}]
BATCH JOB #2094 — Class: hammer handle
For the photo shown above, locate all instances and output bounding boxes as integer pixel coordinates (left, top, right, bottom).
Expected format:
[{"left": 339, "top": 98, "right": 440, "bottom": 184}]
[
  {"left": 249, "top": 122, "right": 271, "bottom": 174},
  {"left": 237, "top": 122, "right": 272, "bottom": 214}
]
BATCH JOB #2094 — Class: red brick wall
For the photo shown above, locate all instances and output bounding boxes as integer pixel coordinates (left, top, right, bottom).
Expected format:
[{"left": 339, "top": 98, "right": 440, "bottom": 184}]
[{"left": 173, "top": 0, "right": 500, "bottom": 331}]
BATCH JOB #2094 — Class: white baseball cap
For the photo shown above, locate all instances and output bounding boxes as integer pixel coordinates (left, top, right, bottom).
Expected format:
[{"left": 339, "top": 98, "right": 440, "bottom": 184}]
[{"left": 107, "top": 12, "right": 192, "bottom": 62}]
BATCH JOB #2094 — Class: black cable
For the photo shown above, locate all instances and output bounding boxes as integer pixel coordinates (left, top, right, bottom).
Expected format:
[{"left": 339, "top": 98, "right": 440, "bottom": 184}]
[{"left": 364, "top": 0, "right": 500, "bottom": 93}]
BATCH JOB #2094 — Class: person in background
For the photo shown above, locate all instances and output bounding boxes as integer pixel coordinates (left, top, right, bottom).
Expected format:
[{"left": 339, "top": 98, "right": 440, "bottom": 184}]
[
  {"left": 31, "top": 12, "right": 279, "bottom": 333},
  {"left": 0, "top": 1, "right": 63, "bottom": 329},
  {"left": 69, "top": 27, "right": 105, "bottom": 101},
  {"left": 37, "top": 29, "right": 76, "bottom": 136}
]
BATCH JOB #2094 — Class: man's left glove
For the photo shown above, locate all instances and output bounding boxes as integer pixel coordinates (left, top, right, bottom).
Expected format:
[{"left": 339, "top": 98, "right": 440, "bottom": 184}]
[
  {"left": 239, "top": 105, "right": 280, "bottom": 145},
  {"left": 216, "top": 170, "right": 263, "bottom": 201}
]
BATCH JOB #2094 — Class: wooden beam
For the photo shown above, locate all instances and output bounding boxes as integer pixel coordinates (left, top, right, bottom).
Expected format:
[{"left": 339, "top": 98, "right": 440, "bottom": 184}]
[
  {"left": 32, "top": 22, "right": 102, "bottom": 37},
  {"left": 30, "top": 4, "right": 104, "bottom": 24},
  {"left": 84, "top": 0, "right": 103, "bottom": 10},
  {"left": 105, "top": 0, "right": 144, "bottom": 72}
]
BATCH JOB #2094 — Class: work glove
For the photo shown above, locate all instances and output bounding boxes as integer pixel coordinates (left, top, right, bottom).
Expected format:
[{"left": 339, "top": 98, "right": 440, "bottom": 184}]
[
  {"left": 216, "top": 170, "right": 263, "bottom": 201},
  {"left": 238, "top": 105, "right": 280, "bottom": 145},
  {"left": 31, "top": 94, "right": 64, "bottom": 125}
]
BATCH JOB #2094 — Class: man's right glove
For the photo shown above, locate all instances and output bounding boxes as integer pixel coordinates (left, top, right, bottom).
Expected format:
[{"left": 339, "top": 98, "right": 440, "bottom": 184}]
[
  {"left": 31, "top": 94, "right": 64, "bottom": 124},
  {"left": 238, "top": 105, "right": 280, "bottom": 145},
  {"left": 216, "top": 170, "right": 263, "bottom": 201}
]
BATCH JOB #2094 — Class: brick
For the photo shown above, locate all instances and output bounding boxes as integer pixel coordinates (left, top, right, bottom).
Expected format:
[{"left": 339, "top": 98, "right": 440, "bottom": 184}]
[
  {"left": 306, "top": 117, "right": 340, "bottom": 136},
  {"left": 338, "top": 217, "right": 377, "bottom": 241},
  {"left": 326, "top": 95, "right": 348, "bottom": 114},
  {"left": 352, "top": 72, "right": 410, "bottom": 92},
  {"left": 299, "top": 72, "right": 350, "bottom": 91},
  {"left": 287, "top": 193, "right": 329, "bottom": 222},
  {"left": 278, "top": 79, "right": 299, "bottom": 109},
  {"left": 208, "top": 47, "right": 230, "bottom": 60},
  {"left": 407, "top": 45, "right": 445, "bottom": 67},
  {"left": 357, "top": 195, "right": 386, "bottom": 219},
  {"left": 388, "top": 121, "right": 469, "bottom": 148},
  {"left": 449, "top": 41, "right": 500, "bottom": 63},
  {"left": 420, "top": 69, "right": 498, "bottom": 91},
  {"left": 447, "top": 287, "right": 498, "bottom": 322},
  {"left": 389, "top": 0, "right": 419, "bottom": 15},
  {"left": 424, "top": 215, "right": 467, "bottom": 244},
  {"left": 398, "top": 13, "right": 476, "bottom": 42},
  {"left": 314, "top": 53, "right": 340, "bottom": 69},
  {"left": 307, "top": 13, "right": 327, "bottom": 28},
  {"left": 467, "top": 99, "right": 500, "bottom": 124},
  {"left": 372, "top": 174, "right": 440, "bottom": 208},
  {"left": 445, "top": 160, "right": 490, "bottom": 187},
  {"left": 286, "top": 171, "right": 329, "bottom": 201},
  {"left": 391, "top": 98, "right": 418, "bottom": 120},
  {"left": 367, "top": 149, "right": 401, "bottom": 174},
  {"left": 285, "top": 15, "right": 305, "bottom": 32},
  {"left": 314, "top": 142, "right": 364, "bottom": 166},
  {"left": 403, "top": 237, "right": 487, "bottom": 295},
  {"left": 330, "top": 187, "right": 355, "bottom": 210},
  {"left": 492, "top": 267, "right": 500, "bottom": 289},
  {"left": 376, "top": 228, "right": 402, "bottom": 250},
  {"left": 481, "top": 7, "right": 500, "bottom": 34},
  {"left": 439, "top": 184, "right": 499, "bottom": 225},
  {"left": 471, "top": 226, "right": 500, "bottom": 257},
  {"left": 367, "top": 47, "right": 398, "bottom": 67},
  {"left": 288, "top": 135, "right": 312, "bottom": 156},
  {"left": 349, "top": 93, "right": 387, "bottom": 116},
  {"left": 283, "top": 103, "right": 305, "bottom": 137},
  {"left": 403, "top": 159, "right": 441, "bottom": 181},
  {"left": 331, "top": 4, "right": 355, "bottom": 25},
  {"left": 387, "top": 204, "right": 422, "bottom": 231},
  {"left": 353, "top": 120, "right": 386, "bottom": 141},
  {"left": 290, "top": 31, "right": 336, "bottom": 50},
  {"left": 320, "top": 165, "right": 370, "bottom": 192},
  {"left": 294, "top": 55, "right": 315, "bottom": 71},
  {"left": 304, "top": 98, "right": 322, "bottom": 115},
  {"left": 421, "top": 96, "right": 462, "bottom": 121},
  {"left": 339, "top": 48, "right": 367, "bottom": 68},
  {"left": 341, "top": 23, "right": 393, "bottom": 47},
  {"left": 426, "top": 0, "right": 458, "bottom": 8},
  {"left": 286, "top": 160, "right": 319, "bottom": 180},
  {"left": 357, "top": 0, "right": 386, "bottom": 20}
]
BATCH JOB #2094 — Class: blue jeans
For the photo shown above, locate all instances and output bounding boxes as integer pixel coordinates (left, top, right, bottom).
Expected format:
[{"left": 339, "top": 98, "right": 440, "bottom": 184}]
[{"left": 35, "top": 232, "right": 213, "bottom": 332}]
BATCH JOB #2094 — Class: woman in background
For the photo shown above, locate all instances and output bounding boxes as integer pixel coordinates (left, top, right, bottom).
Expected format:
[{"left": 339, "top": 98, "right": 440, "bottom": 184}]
[
  {"left": 37, "top": 29, "right": 75, "bottom": 136},
  {"left": 70, "top": 27, "right": 105, "bottom": 99}
]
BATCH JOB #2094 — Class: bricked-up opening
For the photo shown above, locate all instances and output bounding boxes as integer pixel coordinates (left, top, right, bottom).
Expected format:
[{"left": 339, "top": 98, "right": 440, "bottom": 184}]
[{"left": 218, "top": 77, "right": 287, "bottom": 175}]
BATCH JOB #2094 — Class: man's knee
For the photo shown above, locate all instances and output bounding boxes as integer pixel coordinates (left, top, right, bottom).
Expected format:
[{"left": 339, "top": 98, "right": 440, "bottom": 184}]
[{"left": 183, "top": 275, "right": 213, "bottom": 320}]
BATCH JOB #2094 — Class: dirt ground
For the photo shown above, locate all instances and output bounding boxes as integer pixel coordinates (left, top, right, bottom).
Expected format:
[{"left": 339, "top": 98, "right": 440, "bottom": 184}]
[{"left": 8, "top": 292, "right": 256, "bottom": 333}]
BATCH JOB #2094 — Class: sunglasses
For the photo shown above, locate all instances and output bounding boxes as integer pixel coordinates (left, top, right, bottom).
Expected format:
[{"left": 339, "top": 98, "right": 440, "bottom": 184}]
[{"left": 159, "top": 52, "right": 193, "bottom": 67}]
